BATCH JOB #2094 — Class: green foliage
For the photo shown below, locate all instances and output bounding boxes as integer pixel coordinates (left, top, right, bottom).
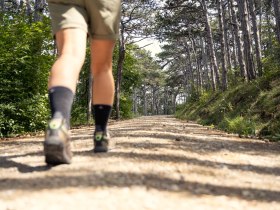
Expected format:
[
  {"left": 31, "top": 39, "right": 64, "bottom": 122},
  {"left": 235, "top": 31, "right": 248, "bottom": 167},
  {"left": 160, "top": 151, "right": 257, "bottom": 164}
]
[
  {"left": 121, "top": 46, "right": 142, "bottom": 94},
  {"left": 71, "top": 106, "right": 90, "bottom": 126},
  {"left": 111, "top": 45, "right": 143, "bottom": 119},
  {"left": 0, "top": 92, "right": 49, "bottom": 138},
  {"left": 71, "top": 48, "right": 91, "bottom": 126},
  {"left": 0, "top": 14, "right": 54, "bottom": 137},
  {"left": 176, "top": 49, "right": 280, "bottom": 140},
  {"left": 119, "top": 94, "right": 133, "bottom": 119},
  {"left": 218, "top": 116, "right": 256, "bottom": 136},
  {"left": 71, "top": 43, "right": 144, "bottom": 123}
]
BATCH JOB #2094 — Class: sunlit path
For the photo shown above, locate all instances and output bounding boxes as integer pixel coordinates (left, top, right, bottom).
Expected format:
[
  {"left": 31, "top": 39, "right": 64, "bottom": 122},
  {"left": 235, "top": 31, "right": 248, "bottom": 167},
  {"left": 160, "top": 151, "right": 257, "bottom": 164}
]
[{"left": 1, "top": 116, "right": 280, "bottom": 210}]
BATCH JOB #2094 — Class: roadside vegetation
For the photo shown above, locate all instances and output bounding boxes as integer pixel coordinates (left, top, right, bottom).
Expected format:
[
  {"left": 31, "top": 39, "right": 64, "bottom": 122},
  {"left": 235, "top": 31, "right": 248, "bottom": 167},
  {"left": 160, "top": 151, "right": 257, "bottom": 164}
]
[{"left": 176, "top": 44, "right": 280, "bottom": 141}]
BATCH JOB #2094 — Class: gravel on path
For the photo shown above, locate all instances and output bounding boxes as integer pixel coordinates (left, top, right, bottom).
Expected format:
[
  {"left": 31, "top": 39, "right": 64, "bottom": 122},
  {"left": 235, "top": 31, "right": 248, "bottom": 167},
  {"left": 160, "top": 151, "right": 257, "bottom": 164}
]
[{"left": 1, "top": 116, "right": 280, "bottom": 210}]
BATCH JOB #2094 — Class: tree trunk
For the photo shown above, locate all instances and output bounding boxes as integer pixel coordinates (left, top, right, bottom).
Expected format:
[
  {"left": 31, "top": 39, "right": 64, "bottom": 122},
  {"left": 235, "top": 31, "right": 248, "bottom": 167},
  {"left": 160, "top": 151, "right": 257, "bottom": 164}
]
[
  {"left": 200, "top": 36, "right": 211, "bottom": 90},
  {"left": 227, "top": 0, "right": 238, "bottom": 69},
  {"left": 26, "top": 0, "right": 32, "bottom": 17},
  {"left": 266, "top": 11, "right": 273, "bottom": 50},
  {"left": 258, "top": 1, "right": 263, "bottom": 45},
  {"left": 143, "top": 85, "right": 147, "bottom": 116},
  {"left": 190, "top": 37, "right": 202, "bottom": 93},
  {"left": 87, "top": 72, "right": 92, "bottom": 125},
  {"left": 218, "top": 0, "right": 228, "bottom": 91},
  {"left": 115, "top": 24, "right": 125, "bottom": 120},
  {"left": 0, "top": 0, "right": 4, "bottom": 12},
  {"left": 201, "top": 0, "right": 220, "bottom": 90},
  {"left": 133, "top": 89, "right": 138, "bottom": 115},
  {"left": 200, "top": 35, "right": 214, "bottom": 91},
  {"left": 185, "top": 44, "right": 195, "bottom": 93},
  {"left": 34, "top": 0, "right": 45, "bottom": 22},
  {"left": 273, "top": 0, "right": 280, "bottom": 43},
  {"left": 229, "top": 0, "right": 247, "bottom": 80},
  {"left": 238, "top": 0, "right": 256, "bottom": 80},
  {"left": 164, "top": 87, "right": 168, "bottom": 115},
  {"left": 152, "top": 86, "right": 156, "bottom": 115},
  {"left": 222, "top": 1, "right": 232, "bottom": 71},
  {"left": 248, "top": 0, "right": 263, "bottom": 76},
  {"left": 172, "top": 88, "right": 179, "bottom": 114}
]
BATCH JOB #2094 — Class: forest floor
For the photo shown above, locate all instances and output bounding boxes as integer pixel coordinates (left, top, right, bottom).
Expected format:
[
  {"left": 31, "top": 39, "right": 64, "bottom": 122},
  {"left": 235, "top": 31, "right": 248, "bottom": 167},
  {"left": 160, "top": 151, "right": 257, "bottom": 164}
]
[{"left": 1, "top": 116, "right": 280, "bottom": 210}]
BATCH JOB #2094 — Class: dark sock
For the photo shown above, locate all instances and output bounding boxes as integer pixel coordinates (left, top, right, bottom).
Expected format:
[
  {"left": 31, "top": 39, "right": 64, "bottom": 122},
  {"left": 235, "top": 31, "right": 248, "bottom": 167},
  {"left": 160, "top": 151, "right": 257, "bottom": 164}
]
[
  {"left": 49, "top": 86, "right": 74, "bottom": 127},
  {"left": 92, "top": 104, "right": 112, "bottom": 132}
]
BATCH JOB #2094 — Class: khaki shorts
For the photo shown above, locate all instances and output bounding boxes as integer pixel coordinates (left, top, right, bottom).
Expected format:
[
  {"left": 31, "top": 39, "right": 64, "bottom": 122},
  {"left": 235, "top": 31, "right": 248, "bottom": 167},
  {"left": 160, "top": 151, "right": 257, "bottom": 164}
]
[{"left": 47, "top": 0, "right": 121, "bottom": 40}]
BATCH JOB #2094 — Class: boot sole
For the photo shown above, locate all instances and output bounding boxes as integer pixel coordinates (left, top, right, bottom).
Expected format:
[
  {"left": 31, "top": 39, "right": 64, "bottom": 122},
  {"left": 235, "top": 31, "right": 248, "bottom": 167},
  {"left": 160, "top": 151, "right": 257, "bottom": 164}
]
[
  {"left": 93, "top": 146, "right": 108, "bottom": 153},
  {"left": 44, "top": 137, "right": 72, "bottom": 165},
  {"left": 94, "top": 140, "right": 116, "bottom": 153}
]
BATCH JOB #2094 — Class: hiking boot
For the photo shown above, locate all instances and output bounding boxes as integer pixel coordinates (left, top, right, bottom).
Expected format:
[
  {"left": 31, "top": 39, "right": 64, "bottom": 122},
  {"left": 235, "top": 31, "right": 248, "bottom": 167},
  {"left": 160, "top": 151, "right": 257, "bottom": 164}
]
[
  {"left": 44, "top": 117, "right": 72, "bottom": 165},
  {"left": 93, "top": 131, "right": 111, "bottom": 153}
]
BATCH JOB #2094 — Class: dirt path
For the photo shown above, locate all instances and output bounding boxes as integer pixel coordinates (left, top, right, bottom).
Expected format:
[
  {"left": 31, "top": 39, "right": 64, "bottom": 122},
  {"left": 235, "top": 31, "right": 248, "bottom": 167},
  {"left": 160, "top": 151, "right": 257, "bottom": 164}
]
[{"left": 1, "top": 116, "right": 280, "bottom": 210}]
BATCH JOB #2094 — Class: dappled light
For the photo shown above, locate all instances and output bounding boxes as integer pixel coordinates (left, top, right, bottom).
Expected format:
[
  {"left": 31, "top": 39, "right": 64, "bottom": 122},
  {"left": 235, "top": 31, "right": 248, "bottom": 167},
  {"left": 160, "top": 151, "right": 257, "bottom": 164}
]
[{"left": 1, "top": 116, "right": 280, "bottom": 209}]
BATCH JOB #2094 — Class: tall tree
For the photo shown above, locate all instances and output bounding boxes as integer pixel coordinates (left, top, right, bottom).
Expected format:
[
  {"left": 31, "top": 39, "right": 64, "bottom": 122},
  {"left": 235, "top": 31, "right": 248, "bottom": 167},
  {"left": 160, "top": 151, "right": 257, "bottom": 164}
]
[
  {"left": 217, "top": 0, "right": 228, "bottom": 90},
  {"left": 273, "top": 0, "right": 280, "bottom": 43},
  {"left": 229, "top": 0, "right": 247, "bottom": 79},
  {"left": 201, "top": 0, "right": 220, "bottom": 90},
  {"left": 115, "top": 0, "right": 156, "bottom": 119},
  {"left": 238, "top": 0, "right": 256, "bottom": 80},
  {"left": 248, "top": 0, "right": 263, "bottom": 76},
  {"left": 227, "top": 0, "right": 238, "bottom": 69},
  {"left": 34, "top": 0, "right": 46, "bottom": 22}
]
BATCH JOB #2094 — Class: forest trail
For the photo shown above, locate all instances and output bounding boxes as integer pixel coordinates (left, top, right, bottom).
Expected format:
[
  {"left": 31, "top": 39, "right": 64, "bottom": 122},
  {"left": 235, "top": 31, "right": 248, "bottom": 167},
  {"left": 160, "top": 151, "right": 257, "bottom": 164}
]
[{"left": 1, "top": 116, "right": 280, "bottom": 210}]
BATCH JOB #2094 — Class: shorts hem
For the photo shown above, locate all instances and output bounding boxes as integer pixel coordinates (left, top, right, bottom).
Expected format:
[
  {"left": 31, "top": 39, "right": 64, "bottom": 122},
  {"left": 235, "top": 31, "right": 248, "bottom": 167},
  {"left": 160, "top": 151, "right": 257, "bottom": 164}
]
[
  {"left": 51, "top": 24, "right": 88, "bottom": 36},
  {"left": 91, "top": 34, "right": 119, "bottom": 40}
]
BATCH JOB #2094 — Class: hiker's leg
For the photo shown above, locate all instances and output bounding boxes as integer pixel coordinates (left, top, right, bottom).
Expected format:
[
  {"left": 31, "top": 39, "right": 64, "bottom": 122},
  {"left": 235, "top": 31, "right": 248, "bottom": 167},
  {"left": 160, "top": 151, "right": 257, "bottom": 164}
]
[
  {"left": 48, "top": 28, "right": 87, "bottom": 92},
  {"left": 90, "top": 39, "right": 115, "bottom": 106},
  {"left": 45, "top": 28, "right": 87, "bottom": 165},
  {"left": 91, "top": 39, "right": 115, "bottom": 131},
  {"left": 48, "top": 28, "right": 87, "bottom": 125},
  {"left": 90, "top": 40, "right": 115, "bottom": 152}
]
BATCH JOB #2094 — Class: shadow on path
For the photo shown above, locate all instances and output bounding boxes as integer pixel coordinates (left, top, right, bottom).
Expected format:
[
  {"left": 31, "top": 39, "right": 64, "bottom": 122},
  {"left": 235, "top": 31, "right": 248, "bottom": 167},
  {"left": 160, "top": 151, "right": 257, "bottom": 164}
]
[
  {"left": 92, "top": 151, "right": 280, "bottom": 177},
  {"left": 1, "top": 171, "right": 280, "bottom": 202},
  {"left": 0, "top": 152, "right": 52, "bottom": 173},
  {"left": 112, "top": 133, "right": 280, "bottom": 155}
]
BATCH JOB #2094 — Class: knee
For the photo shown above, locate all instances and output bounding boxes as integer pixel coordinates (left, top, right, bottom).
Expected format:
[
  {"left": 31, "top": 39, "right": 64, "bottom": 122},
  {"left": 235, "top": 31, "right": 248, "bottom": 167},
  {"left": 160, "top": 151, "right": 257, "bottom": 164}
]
[
  {"left": 91, "top": 60, "right": 112, "bottom": 76},
  {"left": 59, "top": 53, "right": 85, "bottom": 69}
]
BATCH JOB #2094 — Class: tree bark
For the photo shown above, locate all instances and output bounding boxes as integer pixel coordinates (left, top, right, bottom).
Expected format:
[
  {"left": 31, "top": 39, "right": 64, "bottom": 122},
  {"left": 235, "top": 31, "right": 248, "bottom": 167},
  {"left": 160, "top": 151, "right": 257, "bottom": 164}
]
[
  {"left": 238, "top": 0, "right": 256, "bottom": 80},
  {"left": 26, "top": 0, "right": 32, "bottom": 17},
  {"left": 229, "top": 0, "right": 247, "bottom": 80},
  {"left": 201, "top": 0, "right": 220, "bottom": 90},
  {"left": 200, "top": 36, "right": 211, "bottom": 90},
  {"left": 273, "top": 0, "right": 280, "bottom": 43},
  {"left": 133, "top": 89, "right": 138, "bottom": 115},
  {"left": 227, "top": 0, "right": 238, "bottom": 69},
  {"left": 190, "top": 37, "right": 202, "bottom": 93},
  {"left": 164, "top": 87, "right": 168, "bottom": 115},
  {"left": 115, "top": 23, "right": 125, "bottom": 120},
  {"left": 222, "top": 0, "right": 232, "bottom": 71},
  {"left": 143, "top": 85, "right": 147, "bottom": 116},
  {"left": 218, "top": 0, "right": 228, "bottom": 91},
  {"left": 152, "top": 86, "right": 156, "bottom": 115},
  {"left": 87, "top": 72, "right": 92, "bottom": 125},
  {"left": 34, "top": 0, "right": 45, "bottom": 22},
  {"left": 248, "top": 0, "right": 263, "bottom": 76},
  {"left": 185, "top": 44, "right": 195, "bottom": 93},
  {"left": 0, "top": 0, "right": 4, "bottom": 13}
]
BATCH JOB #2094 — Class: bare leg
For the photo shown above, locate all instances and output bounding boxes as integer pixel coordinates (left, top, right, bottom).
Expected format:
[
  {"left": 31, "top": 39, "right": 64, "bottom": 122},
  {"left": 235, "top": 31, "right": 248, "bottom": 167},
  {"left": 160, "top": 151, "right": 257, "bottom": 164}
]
[
  {"left": 45, "top": 28, "right": 87, "bottom": 165},
  {"left": 90, "top": 40, "right": 116, "bottom": 105},
  {"left": 48, "top": 28, "right": 87, "bottom": 92},
  {"left": 91, "top": 39, "right": 116, "bottom": 153}
]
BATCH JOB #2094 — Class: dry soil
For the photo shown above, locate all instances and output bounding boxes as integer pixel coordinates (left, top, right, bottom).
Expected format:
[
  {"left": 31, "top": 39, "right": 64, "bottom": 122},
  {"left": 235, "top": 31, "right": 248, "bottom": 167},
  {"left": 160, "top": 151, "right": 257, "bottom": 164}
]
[{"left": 1, "top": 116, "right": 280, "bottom": 210}]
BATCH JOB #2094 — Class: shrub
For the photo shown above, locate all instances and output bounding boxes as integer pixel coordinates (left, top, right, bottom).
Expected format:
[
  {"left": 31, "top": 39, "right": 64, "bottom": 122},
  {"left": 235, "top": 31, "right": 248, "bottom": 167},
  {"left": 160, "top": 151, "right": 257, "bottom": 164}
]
[{"left": 218, "top": 116, "right": 256, "bottom": 136}]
